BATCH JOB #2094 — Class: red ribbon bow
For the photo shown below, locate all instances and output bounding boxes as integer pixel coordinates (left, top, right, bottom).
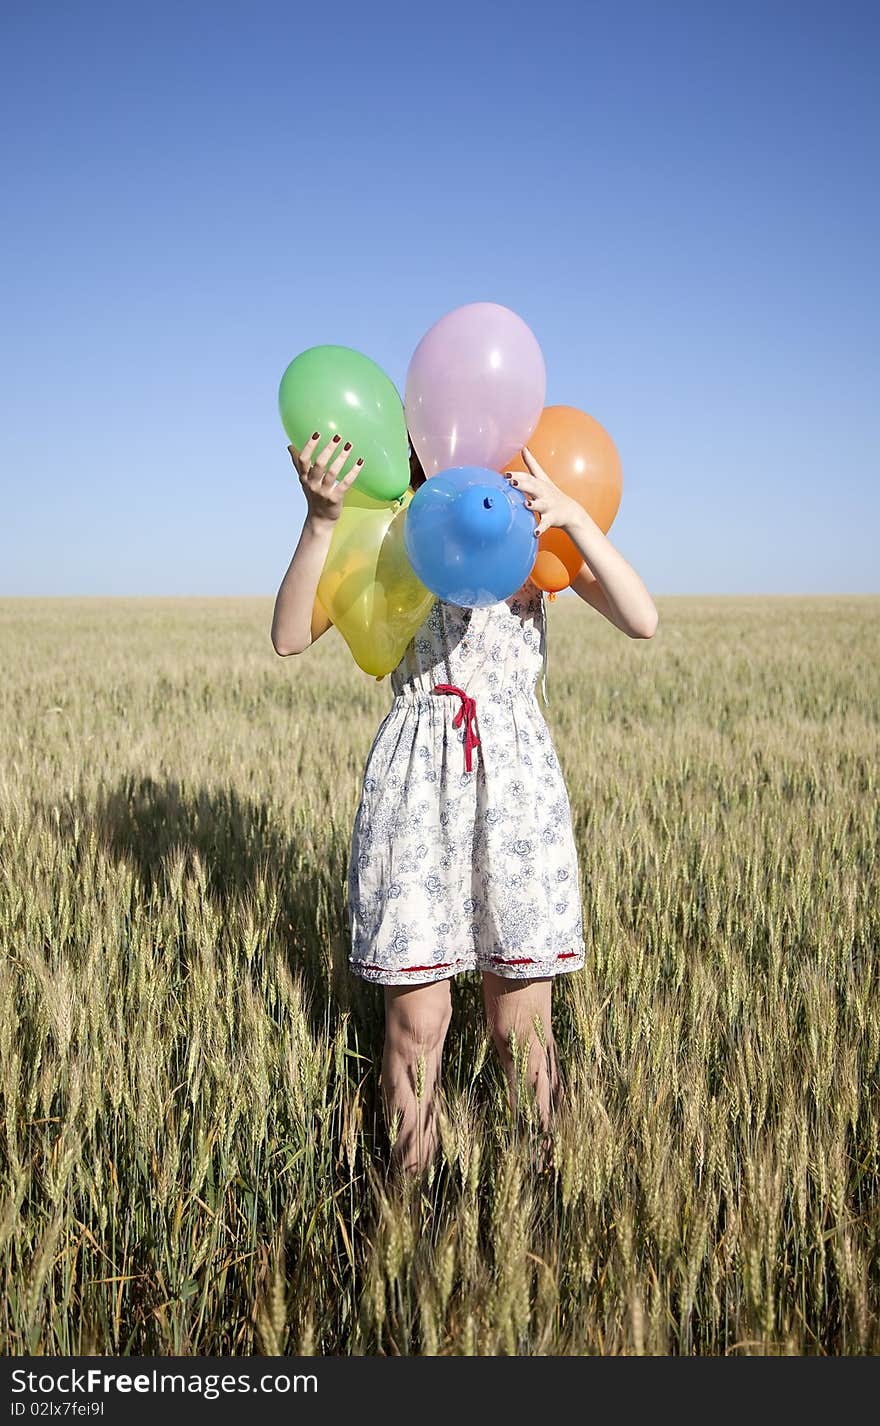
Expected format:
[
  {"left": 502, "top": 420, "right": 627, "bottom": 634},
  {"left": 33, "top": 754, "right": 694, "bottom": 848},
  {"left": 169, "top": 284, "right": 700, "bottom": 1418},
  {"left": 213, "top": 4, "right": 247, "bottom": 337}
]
[{"left": 432, "top": 683, "right": 481, "bottom": 773}]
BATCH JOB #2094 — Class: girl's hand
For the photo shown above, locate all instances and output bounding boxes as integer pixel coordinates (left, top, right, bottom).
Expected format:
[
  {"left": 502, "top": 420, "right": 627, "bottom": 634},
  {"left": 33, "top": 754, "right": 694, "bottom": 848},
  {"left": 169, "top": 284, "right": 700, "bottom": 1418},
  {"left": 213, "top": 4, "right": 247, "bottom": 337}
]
[
  {"left": 503, "top": 446, "right": 585, "bottom": 537},
  {"left": 289, "top": 431, "right": 363, "bottom": 525}
]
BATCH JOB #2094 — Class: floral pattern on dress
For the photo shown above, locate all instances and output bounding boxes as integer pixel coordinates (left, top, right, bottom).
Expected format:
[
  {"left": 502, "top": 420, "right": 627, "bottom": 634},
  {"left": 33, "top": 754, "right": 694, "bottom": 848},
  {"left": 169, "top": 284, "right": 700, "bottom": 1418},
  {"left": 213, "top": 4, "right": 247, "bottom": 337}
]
[{"left": 346, "top": 574, "right": 586, "bottom": 985}]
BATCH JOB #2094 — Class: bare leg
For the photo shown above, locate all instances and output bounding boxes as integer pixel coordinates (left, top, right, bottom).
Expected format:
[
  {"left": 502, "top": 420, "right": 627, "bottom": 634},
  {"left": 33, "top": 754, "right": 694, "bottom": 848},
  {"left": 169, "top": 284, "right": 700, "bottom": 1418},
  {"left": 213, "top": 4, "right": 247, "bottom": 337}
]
[
  {"left": 481, "top": 972, "right": 561, "bottom": 1152},
  {"left": 381, "top": 979, "right": 453, "bottom": 1177}
]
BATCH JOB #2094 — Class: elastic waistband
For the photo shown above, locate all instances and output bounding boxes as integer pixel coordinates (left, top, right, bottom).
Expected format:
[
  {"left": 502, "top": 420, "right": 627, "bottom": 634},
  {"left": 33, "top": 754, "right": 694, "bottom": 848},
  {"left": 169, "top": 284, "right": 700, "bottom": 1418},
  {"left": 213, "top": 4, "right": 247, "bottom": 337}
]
[
  {"left": 389, "top": 681, "right": 537, "bottom": 775},
  {"left": 392, "top": 684, "right": 537, "bottom": 705}
]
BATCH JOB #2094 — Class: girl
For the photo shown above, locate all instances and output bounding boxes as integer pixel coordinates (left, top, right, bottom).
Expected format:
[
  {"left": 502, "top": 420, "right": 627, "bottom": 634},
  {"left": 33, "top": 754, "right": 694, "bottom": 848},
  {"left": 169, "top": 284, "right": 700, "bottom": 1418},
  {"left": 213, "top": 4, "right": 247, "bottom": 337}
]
[{"left": 272, "top": 431, "right": 658, "bottom": 1178}]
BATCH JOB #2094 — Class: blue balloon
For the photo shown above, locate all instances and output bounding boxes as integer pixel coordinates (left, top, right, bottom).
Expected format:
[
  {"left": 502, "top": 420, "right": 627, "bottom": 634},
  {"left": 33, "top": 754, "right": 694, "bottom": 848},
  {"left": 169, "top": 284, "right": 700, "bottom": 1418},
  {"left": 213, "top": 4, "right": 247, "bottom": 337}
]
[{"left": 403, "top": 466, "right": 537, "bottom": 606}]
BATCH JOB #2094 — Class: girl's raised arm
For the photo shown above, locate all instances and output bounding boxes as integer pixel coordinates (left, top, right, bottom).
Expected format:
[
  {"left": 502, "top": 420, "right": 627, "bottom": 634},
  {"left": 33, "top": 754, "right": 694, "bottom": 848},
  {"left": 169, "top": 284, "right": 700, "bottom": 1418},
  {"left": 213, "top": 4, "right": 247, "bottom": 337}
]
[{"left": 271, "top": 433, "right": 363, "bottom": 656}]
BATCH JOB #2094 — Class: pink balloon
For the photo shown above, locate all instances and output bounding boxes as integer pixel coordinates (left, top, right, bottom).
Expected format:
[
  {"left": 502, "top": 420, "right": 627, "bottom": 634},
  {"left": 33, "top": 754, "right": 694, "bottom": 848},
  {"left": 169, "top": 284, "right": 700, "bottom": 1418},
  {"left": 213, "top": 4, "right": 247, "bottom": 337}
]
[{"left": 404, "top": 302, "right": 547, "bottom": 476}]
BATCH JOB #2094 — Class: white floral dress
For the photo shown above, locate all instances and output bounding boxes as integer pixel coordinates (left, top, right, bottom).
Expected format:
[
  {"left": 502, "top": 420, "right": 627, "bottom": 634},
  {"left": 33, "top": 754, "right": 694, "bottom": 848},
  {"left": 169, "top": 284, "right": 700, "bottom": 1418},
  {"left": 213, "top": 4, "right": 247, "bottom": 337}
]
[{"left": 346, "top": 575, "right": 586, "bottom": 985}]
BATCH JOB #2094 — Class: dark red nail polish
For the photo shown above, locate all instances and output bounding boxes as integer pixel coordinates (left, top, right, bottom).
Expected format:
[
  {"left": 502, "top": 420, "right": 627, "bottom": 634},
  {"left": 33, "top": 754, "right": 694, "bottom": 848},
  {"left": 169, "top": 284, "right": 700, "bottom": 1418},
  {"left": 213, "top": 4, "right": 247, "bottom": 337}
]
[
  {"left": 344, "top": 442, "right": 352, "bottom": 451},
  {"left": 332, "top": 434, "right": 341, "bottom": 443},
  {"left": 312, "top": 432, "right": 320, "bottom": 440},
  {"left": 357, "top": 458, "right": 364, "bottom": 465}
]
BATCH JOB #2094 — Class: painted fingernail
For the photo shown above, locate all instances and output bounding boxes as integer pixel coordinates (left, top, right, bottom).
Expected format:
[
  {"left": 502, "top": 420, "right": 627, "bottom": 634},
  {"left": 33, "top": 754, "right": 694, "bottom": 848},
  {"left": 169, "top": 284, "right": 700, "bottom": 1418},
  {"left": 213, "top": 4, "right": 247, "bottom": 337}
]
[
  {"left": 356, "top": 458, "right": 364, "bottom": 466},
  {"left": 312, "top": 432, "right": 320, "bottom": 440},
  {"left": 332, "top": 434, "right": 341, "bottom": 443},
  {"left": 343, "top": 442, "right": 352, "bottom": 451}
]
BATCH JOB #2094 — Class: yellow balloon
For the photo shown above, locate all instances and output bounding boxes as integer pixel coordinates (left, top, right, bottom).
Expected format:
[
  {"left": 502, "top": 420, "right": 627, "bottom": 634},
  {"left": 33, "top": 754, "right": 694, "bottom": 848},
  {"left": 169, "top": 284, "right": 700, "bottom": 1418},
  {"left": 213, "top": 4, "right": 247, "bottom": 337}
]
[{"left": 317, "top": 486, "right": 435, "bottom": 677}]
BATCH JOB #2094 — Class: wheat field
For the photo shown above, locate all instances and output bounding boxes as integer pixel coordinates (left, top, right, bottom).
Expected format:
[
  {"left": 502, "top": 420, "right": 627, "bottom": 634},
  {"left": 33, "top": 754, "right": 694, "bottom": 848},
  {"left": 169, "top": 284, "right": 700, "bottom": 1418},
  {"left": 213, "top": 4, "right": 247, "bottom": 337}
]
[{"left": 0, "top": 593, "right": 877, "bottom": 1355}]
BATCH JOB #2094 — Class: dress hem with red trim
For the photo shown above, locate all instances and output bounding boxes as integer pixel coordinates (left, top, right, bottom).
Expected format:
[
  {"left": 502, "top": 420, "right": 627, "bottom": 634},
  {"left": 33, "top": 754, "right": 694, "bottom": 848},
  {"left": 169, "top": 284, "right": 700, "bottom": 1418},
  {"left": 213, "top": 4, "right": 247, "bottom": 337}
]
[{"left": 349, "top": 947, "right": 586, "bottom": 986}]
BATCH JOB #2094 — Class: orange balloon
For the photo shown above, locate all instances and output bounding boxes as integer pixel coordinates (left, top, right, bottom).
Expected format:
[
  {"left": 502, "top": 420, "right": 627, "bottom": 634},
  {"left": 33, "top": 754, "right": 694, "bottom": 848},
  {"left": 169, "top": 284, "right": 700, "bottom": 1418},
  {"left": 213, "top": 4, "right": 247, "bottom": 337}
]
[{"left": 505, "top": 405, "right": 622, "bottom": 593}]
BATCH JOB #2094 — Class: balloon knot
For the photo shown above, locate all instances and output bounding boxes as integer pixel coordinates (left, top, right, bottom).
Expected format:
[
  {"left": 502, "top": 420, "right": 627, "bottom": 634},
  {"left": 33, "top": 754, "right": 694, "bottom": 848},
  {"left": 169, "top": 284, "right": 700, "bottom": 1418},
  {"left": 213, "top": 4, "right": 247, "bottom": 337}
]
[{"left": 548, "top": 591, "right": 558, "bottom": 602}]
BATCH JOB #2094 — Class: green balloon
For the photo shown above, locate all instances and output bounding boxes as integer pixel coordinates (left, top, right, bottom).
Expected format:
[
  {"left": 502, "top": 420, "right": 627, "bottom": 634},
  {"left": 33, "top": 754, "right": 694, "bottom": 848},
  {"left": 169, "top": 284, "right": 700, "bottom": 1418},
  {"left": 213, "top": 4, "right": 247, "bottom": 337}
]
[{"left": 278, "top": 345, "right": 410, "bottom": 502}]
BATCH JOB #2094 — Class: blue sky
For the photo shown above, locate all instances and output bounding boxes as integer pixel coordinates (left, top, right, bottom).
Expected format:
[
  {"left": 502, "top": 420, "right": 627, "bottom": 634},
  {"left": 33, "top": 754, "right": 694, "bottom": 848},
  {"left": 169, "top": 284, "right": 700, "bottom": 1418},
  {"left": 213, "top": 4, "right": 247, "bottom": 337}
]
[{"left": 1, "top": 0, "right": 877, "bottom": 595}]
